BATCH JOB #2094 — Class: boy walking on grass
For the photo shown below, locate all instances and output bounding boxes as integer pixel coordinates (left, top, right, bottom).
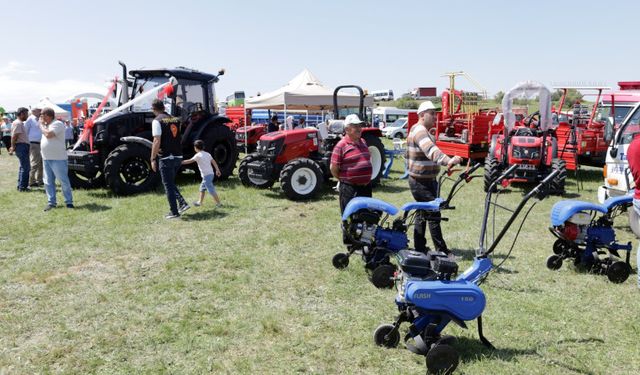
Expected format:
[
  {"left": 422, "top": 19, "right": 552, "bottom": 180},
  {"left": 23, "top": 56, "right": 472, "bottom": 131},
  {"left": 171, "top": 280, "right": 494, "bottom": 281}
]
[{"left": 182, "top": 140, "right": 222, "bottom": 207}]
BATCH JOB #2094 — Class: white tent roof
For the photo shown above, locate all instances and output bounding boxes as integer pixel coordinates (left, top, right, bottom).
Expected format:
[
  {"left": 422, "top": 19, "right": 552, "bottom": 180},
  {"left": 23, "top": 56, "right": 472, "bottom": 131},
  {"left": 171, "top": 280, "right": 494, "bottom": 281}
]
[
  {"left": 245, "top": 69, "right": 373, "bottom": 111},
  {"left": 35, "top": 97, "right": 70, "bottom": 116}
]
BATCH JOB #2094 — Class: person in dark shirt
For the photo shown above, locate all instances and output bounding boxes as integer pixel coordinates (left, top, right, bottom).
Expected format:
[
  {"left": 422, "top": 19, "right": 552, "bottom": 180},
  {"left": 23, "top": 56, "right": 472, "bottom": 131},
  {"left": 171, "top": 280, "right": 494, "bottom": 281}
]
[{"left": 267, "top": 115, "right": 279, "bottom": 133}]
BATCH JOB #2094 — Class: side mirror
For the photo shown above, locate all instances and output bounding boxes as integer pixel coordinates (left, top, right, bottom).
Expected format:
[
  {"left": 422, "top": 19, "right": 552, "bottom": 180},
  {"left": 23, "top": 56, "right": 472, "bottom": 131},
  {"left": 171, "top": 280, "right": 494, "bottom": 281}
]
[
  {"left": 610, "top": 147, "right": 618, "bottom": 158},
  {"left": 218, "top": 68, "right": 226, "bottom": 76},
  {"left": 604, "top": 117, "right": 614, "bottom": 144}
]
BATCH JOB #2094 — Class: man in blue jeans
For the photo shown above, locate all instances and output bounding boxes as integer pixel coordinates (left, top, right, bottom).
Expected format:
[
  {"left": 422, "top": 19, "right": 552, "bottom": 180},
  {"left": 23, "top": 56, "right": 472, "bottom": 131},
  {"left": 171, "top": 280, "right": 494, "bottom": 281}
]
[
  {"left": 39, "top": 107, "right": 74, "bottom": 211},
  {"left": 150, "top": 99, "right": 189, "bottom": 219},
  {"left": 8, "top": 107, "right": 31, "bottom": 191}
]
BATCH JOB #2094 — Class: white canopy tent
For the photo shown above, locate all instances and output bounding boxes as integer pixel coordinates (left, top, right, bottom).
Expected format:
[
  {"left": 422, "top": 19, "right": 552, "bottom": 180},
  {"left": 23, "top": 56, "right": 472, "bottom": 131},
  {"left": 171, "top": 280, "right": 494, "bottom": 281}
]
[
  {"left": 34, "top": 97, "right": 70, "bottom": 120},
  {"left": 245, "top": 69, "right": 373, "bottom": 112}
]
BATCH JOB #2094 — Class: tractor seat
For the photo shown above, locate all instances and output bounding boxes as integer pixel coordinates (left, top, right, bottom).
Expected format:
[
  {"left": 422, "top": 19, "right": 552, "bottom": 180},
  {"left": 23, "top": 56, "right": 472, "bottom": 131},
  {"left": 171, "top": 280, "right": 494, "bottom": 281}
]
[{"left": 401, "top": 198, "right": 444, "bottom": 213}]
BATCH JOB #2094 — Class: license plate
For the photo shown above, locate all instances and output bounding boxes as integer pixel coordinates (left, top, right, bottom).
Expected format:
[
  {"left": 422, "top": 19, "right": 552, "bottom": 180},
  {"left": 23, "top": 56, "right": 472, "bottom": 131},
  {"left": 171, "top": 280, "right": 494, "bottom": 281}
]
[
  {"left": 518, "top": 164, "right": 536, "bottom": 170},
  {"left": 236, "top": 134, "right": 244, "bottom": 140}
]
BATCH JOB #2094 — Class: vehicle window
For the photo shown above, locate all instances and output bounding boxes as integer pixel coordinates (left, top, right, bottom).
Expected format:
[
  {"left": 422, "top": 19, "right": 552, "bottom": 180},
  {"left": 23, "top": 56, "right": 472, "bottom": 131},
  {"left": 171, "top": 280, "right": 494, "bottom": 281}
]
[
  {"left": 596, "top": 105, "right": 633, "bottom": 125},
  {"left": 131, "top": 77, "right": 168, "bottom": 112},
  {"left": 174, "top": 80, "right": 206, "bottom": 121},
  {"left": 619, "top": 108, "right": 640, "bottom": 145}
]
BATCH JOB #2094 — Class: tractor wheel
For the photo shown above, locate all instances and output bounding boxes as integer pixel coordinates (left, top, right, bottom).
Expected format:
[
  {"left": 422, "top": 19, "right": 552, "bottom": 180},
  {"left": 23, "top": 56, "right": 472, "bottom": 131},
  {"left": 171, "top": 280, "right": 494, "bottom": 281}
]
[
  {"left": 373, "top": 324, "right": 400, "bottom": 348},
  {"left": 483, "top": 155, "right": 500, "bottom": 192},
  {"left": 280, "top": 158, "right": 324, "bottom": 201},
  {"left": 553, "top": 239, "right": 571, "bottom": 255},
  {"left": 204, "top": 125, "right": 237, "bottom": 180},
  {"left": 426, "top": 344, "right": 459, "bottom": 375},
  {"left": 104, "top": 143, "right": 160, "bottom": 195},
  {"left": 550, "top": 159, "right": 567, "bottom": 195},
  {"left": 332, "top": 253, "right": 350, "bottom": 269},
  {"left": 362, "top": 133, "right": 386, "bottom": 187},
  {"left": 370, "top": 264, "right": 396, "bottom": 289},
  {"left": 607, "top": 261, "right": 631, "bottom": 283},
  {"left": 68, "top": 170, "right": 105, "bottom": 189},
  {"left": 238, "top": 153, "right": 275, "bottom": 189},
  {"left": 546, "top": 254, "right": 563, "bottom": 270}
]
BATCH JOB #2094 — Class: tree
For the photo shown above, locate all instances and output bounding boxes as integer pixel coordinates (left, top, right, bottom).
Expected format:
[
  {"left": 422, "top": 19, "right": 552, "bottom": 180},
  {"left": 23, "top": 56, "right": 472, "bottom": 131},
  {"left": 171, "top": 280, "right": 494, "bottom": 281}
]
[
  {"left": 494, "top": 91, "right": 505, "bottom": 103},
  {"left": 396, "top": 97, "right": 419, "bottom": 109}
]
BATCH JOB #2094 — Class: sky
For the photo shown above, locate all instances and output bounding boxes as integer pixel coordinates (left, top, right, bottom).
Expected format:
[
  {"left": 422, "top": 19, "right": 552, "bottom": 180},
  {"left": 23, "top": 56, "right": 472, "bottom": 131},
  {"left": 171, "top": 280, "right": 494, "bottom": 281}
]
[{"left": 1, "top": 0, "right": 637, "bottom": 110}]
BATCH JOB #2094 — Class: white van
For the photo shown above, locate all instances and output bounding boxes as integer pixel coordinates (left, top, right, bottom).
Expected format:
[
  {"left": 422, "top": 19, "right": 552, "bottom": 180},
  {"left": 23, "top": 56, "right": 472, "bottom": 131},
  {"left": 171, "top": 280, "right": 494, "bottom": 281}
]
[
  {"left": 371, "top": 90, "right": 394, "bottom": 102},
  {"left": 372, "top": 106, "right": 413, "bottom": 128}
]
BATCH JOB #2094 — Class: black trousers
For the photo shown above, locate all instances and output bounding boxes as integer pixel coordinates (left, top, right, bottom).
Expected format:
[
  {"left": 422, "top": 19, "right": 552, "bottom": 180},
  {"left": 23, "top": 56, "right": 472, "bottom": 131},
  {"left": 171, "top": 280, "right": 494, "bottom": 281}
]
[
  {"left": 409, "top": 177, "right": 448, "bottom": 254},
  {"left": 339, "top": 181, "right": 372, "bottom": 214}
]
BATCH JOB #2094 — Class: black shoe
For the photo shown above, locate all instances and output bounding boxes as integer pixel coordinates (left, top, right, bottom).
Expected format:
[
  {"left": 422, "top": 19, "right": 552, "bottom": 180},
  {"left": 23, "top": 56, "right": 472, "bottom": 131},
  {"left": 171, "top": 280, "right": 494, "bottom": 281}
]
[
  {"left": 44, "top": 204, "right": 56, "bottom": 212},
  {"left": 165, "top": 213, "right": 180, "bottom": 219},
  {"left": 66, "top": 204, "right": 75, "bottom": 209},
  {"left": 18, "top": 187, "right": 31, "bottom": 192}
]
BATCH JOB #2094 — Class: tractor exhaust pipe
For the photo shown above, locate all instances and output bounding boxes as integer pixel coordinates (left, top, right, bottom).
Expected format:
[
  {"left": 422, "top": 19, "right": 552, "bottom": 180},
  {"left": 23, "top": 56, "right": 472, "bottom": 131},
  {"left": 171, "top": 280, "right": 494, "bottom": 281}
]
[{"left": 118, "top": 61, "right": 129, "bottom": 106}]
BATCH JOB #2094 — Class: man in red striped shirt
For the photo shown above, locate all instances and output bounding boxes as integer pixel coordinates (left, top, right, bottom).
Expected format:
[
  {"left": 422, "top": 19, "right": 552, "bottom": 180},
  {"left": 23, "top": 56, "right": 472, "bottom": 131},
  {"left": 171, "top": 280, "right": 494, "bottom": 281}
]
[{"left": 330, "top": 114, "right": 373, "bottom": 213}]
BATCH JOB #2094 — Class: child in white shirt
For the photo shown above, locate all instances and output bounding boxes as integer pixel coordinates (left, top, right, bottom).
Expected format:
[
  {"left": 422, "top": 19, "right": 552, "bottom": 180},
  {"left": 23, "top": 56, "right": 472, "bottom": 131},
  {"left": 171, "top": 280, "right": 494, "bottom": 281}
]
[{"left": 181, "top": 140, "right": 222, "bottom": 207}]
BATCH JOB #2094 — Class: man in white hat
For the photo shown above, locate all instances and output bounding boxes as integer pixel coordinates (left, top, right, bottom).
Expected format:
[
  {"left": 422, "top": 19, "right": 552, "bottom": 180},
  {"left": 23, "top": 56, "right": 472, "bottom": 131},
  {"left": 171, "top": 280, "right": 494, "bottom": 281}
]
[
  {"left": 330, "top": 114, "right": 373, "bottom": 213},
  {"left": 407, "top": 101, "right": 462, "bottom": 255}
]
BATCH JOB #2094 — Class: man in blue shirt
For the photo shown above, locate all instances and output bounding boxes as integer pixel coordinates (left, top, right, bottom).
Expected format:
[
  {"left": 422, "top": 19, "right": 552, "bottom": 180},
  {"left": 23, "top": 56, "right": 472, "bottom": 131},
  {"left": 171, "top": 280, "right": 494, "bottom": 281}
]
[{"left": 24, "top": 108, "right": 43, "bottom": 187}]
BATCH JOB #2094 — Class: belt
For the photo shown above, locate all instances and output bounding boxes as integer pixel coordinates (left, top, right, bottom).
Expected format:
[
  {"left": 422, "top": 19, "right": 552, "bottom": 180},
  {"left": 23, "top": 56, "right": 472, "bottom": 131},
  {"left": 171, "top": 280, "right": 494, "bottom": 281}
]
[
  {"left": 341, "top": 181, "right": 370, "bottom": 187},
  {"left": 159, "top": 154, "right": 183, "bottom": 161},
  {"left": 30, "top": 141, "right": 40, "bottom": 144}
]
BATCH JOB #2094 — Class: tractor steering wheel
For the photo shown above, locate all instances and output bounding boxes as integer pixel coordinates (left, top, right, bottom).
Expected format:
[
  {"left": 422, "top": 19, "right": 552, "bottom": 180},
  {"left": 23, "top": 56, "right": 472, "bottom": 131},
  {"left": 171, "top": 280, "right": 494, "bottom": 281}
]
[{"left": 525, "top": 111, "right": 540, "bottom": 128}]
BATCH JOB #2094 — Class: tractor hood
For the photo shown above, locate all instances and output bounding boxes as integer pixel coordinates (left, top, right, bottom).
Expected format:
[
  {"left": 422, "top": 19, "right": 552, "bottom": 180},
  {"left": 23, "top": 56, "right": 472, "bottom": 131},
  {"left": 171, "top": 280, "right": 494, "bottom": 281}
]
[
  {"left": 502, "top": 81, "right": 554, "bottom": 133},
  {"left": 510, "top": 136, "right": 542, "bottom": 147},
  {"left": 259, "top": 128, "right": 318, "bottom": 142}
]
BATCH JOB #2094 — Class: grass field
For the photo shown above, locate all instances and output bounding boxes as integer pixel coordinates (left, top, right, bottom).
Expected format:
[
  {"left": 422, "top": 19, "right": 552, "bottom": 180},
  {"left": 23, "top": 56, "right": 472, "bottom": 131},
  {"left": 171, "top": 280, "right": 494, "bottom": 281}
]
[{"left": 1, "top": 145, "right": 639, "bottom": 375}]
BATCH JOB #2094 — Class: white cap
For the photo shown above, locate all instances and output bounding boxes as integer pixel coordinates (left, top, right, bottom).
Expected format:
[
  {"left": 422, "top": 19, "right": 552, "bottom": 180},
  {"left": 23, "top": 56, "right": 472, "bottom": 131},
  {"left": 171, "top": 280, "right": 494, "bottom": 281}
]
[
  {"left": 344, "top": 114, "right": 365, "bottom": 126},
  {"left": 417, "top": 100, "right": 437, "bottom": 114}
]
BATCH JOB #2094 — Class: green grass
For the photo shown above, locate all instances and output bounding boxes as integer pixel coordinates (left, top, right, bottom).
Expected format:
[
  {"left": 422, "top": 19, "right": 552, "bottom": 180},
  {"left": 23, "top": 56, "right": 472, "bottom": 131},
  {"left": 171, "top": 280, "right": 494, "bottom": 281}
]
[{"left": 0, "top": 147, "right": 639, "bottom": 375}]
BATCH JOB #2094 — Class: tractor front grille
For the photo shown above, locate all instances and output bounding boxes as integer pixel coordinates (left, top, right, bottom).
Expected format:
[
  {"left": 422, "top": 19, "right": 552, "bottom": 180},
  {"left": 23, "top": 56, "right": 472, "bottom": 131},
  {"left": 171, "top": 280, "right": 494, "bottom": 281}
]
[
  {"left": 257, "top": 138, "right": 284, "bottom": 157},
  {"left": 512, "top": 146, "right": 540, "bottom": 160}
]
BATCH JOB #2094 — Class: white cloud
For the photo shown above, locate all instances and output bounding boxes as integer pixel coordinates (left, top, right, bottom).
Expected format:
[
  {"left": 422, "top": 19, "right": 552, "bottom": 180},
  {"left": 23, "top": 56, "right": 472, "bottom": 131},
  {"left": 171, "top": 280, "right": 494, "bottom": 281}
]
[{"left": 0, "top": 61, "right": 109, "bottom": 110}]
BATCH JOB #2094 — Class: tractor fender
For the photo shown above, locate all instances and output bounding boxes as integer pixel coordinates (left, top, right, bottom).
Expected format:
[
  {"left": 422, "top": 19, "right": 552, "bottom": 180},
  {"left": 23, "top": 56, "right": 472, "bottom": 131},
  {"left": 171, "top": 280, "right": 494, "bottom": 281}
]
[
  {"left": 120, "top": 136, "right": 153, "bottom": 149},
  {"left": 193, "top": 115, "right": 232, "bottom": 141},
  {"left": 362, "top": 127, "right": 383, "bottom": 137}
]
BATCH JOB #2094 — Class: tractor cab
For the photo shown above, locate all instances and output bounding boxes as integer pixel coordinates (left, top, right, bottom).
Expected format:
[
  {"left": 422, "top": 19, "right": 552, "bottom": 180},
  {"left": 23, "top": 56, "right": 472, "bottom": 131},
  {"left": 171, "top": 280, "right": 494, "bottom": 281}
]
[{"left": 484, "top": 81, "right": 566, "bottom": 194}]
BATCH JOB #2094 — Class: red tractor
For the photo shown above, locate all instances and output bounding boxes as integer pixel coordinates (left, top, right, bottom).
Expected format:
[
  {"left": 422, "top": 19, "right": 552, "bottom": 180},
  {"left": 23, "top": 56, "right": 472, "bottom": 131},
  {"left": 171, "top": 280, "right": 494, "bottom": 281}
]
[
  {"left": 484, "top": 81, "right": 567, "bottom": 193},
  {"left": 432, "top": 71, "right": 500, "bottom": 160},
  {"left": 238, "top": 85, "right": 385, "bottom": 200}
]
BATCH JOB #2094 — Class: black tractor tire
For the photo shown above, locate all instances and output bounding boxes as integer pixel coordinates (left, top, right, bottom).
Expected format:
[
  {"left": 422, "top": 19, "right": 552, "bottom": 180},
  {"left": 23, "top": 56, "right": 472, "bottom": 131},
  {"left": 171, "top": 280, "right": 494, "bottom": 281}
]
[
  {"left": 549, "top": 158, "right": 567, "bottom": 195},
  {"left": 483, "top": 155, "right": 500, "bottom": 192},
  {"left": 546, "top": 254, "right": 563, "bottom": 271},
  {"left": 607, "top": 261, "right": 631, "bottom": 283},
  {"left": 104, "top": 143, "right": 160, "bottom": 195},
  {"left": 68, "top": 170, "right": 105, "bottom": 189},
  {"left": 204, "top": 125, "right": 237, "bottom": 181},
  {"left": 279, "top": 158, "right": 324, "bottom": 201},
  {"left": 426, "top": 344, "right": 459, "bottom": 375},
  {"left": 238, "top": 153, "right": 276, "bottom": 189},
  {"left": 370, "top": 264, "right": 396, "bottom": 289},
  {"left": 373, "top": 324, "right": 400, "bottom": 348},
  {"left": 362, "top": 133, "right": 386, "bottom": 187}
]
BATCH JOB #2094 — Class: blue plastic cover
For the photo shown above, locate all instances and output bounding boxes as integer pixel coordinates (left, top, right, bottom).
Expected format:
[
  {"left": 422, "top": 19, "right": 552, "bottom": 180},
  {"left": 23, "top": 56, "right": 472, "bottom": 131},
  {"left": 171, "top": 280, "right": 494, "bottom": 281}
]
[
  {"left": 341, "top": 197, "right": 399, "bottom": 221},
  {"left": 401, "top": 198, "right": 444, "bottom": 212},
  {"left": 405, "top": 280, "right": 486, "bottom": 321},
  {"left": 550, "top": 200, "right": 607, "bottom": 227},
  {"left": 602, "top": 194, "right": 632, "bottom": 211}
]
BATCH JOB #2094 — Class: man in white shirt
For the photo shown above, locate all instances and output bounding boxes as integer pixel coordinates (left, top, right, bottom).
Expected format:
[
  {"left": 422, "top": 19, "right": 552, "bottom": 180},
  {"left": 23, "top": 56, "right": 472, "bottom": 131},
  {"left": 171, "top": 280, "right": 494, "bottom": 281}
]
[
  {"left": 24, "top": 107, "right": 44, "bottom": 187},
  {"left": 39, "top": 107, "right": 74, "bottom": 211}
]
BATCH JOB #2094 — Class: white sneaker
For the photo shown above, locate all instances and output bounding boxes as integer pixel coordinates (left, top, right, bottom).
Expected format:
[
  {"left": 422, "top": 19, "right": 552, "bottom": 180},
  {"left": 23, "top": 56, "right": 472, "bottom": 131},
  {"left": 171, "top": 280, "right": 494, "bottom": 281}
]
[
  {"left": 178, "top": 203, "right": 191, "bottom": 214},
  {"left": 216, "top": 202, "right": 223, "bottom": 208},
  {"left": 193, "top": 201, "right": 201, "bottom": 207}
]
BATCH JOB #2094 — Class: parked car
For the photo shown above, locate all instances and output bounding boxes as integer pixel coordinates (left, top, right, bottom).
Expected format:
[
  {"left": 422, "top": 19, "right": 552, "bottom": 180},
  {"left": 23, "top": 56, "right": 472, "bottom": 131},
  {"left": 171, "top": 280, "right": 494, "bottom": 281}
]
[{"left": 382, "top": 117, "right": 408, "bottom": 139}]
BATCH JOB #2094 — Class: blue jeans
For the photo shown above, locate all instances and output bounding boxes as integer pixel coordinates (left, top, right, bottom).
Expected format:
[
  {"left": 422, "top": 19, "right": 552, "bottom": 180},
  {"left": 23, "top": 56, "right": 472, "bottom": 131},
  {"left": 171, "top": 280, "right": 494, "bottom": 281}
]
[
  {"left": 159, "top": 157, "right": 186, "bottom": 215},
  {"left": 43, "top": 159, "right": 74, "bottom": 206},
  {"left": 14, "top": 143, "right": 30, "bottom": 189}
]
